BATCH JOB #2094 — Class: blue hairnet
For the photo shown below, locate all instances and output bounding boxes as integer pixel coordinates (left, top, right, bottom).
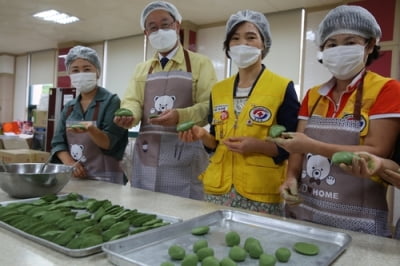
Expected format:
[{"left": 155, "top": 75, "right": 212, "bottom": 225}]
[
  {"left": 65, "top": 46, "right": 101, "bottom": 74},
  {"left": 140, "top": 1, "right": 182, "bottom": 30}
]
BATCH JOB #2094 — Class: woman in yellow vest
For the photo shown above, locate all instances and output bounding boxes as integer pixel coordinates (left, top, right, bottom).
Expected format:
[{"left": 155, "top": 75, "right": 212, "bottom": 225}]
[
  {"left": 274, "top": 5, "right": 400, "bottom": 236},
  {"left": 179, "top": 10, "right": 300, "bottom": 216}
]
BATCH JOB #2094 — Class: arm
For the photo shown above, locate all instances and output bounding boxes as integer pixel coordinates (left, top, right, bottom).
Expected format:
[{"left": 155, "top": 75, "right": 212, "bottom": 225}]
[
  {"left": 94, "top": 95, "right": 128, "bottom": 157},
  {"left": 279, "top": 120, "right": 307, "bottom": 204},
  {"left": 275, "top": 118, "right": 400, "bottom": 159},
  {"left": 50, "top": 105, "right": 87, "bottom": 177},
  {"left": 272, "top": 81, "right": 300, "bottom": 163},
  {"left": 176, "top": 55, "right": 217, "bottom": 126},
  {"left": 70, "top": 95, "right": 128, "bottom": 152},
  {"left": 339, "top": 151, "right": 400, "bottom": 188},
  {"left": 115, "top": 64, "right": 147, "bottom": 129},
  {"left": 179, "top": 125, "right": 217, "bottom": 149},
  {"left": 51, "top": 103, "right": 72, "bottom": 159},
  {"left": 275, "top": 79, "right": 400, "bottom": 158}
]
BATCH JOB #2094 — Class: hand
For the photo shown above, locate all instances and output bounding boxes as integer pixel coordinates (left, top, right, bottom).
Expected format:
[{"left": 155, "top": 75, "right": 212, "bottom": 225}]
[
  {"left": 222, "top": 136, "right": 259, "bottom": 154},
  {"left": 338, "top": 152, "right": 382, "bottom": 178},
  {"left": 66, "top": 161, "right": 87, "bottom": 178},
  {"left": 178, "top": 125, "right": 206, "bottom": 142},
  {"left": 279, "top": 177, "right": 302, "bottom": 205},
  {"left": 149, "top": 109, "right": 179, "bottom": 127},
  {"left": 381, "top": 169, "right": 400, "bottom": 189},
  {"left": 114, "top": 115, "right": 135, "bottom": 129},
  {"left": 269, "top": 132, "right": 314, "bottom": 154}
]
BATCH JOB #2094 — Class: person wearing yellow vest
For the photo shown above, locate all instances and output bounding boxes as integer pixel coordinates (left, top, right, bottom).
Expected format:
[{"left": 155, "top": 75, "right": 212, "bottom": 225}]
[
  {"left": 179, "top": 10, "right": 300, "bottom": 216},
  {"left": 273, "top": 5, "right": 400, "bottom": 237}
]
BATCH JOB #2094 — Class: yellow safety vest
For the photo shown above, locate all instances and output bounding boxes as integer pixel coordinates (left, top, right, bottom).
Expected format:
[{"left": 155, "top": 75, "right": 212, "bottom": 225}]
[{"left": 200, "top": 69, "right": 290, "bottom": 203}]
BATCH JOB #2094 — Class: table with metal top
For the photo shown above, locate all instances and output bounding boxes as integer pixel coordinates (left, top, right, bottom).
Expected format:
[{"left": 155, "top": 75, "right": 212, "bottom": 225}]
[{"left": 0, "top": 179, "right": 399, "bottom": 266}]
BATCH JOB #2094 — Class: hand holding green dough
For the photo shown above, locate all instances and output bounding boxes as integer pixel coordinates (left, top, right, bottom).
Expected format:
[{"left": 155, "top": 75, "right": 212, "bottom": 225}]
[
  {"left": 148, "top": 112, "right": 160, "bottom": 119},
  {"left": 331, "top": 151, "right": 360, "bottom": 165},
  {"left": 177, "top": 121, "right": 195, "bottom": 132},
  {"left": 269, "top": 125, "right": 286, "bottom": 138},
  {"left": 70, "top": 124, "right": 86, "bottom": 130},
  {"left": 114, "top": 108, "right": 133, "bottom": 117}
]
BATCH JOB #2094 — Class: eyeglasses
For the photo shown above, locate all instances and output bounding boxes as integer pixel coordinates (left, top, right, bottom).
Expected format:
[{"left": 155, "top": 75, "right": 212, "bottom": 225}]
[{"left": 146, "top": 21, "right": 175, "bottom": 33}]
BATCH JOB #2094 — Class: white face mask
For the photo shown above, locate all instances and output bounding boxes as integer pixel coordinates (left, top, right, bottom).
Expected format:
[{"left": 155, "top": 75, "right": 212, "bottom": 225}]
[
  {"left": 229, "top": 44, "right": 261, "bottom": 68},
  {"left": 148, "top": 29, "right": 178, "bottom": 53},
  {"left": 321, "top": 45, "right": 366, "bottom": 80},
  {"left": 229, "top": 45, "right": 261, "bottom": 69},
  {"left": 70, "top": 72, "right": 97, "bottom": 93}
]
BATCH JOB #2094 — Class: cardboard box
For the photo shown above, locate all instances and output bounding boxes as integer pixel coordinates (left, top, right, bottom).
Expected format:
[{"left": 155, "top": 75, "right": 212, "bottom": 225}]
[
  {"left": 0, "top": 149, "right": 50, "bottom": 163},
  {"left": 0, "top": 136, "right": 29, "bottom": 149},
  {"left": 32, "top": 110, "right": 48, "bottom": 128}
]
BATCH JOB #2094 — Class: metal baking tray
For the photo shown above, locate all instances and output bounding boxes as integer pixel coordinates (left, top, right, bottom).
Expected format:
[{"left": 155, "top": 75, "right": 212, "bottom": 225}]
[
  {"left": 0, "top": 194, "right": 182, "bottom": 257},
  {"left": 102, "top": 209, "right": 352, "bottom": 266}
]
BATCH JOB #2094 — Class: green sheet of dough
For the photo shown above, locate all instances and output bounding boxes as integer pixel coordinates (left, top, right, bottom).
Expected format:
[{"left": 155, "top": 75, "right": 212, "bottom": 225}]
[{"left": 293, "top": 242, "right": 320, "bottom": 256}]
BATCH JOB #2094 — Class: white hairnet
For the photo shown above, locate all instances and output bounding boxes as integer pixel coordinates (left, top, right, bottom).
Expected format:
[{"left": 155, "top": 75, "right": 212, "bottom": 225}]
[
  {"left": 226, "top": 10, "right": 272, "bottom": 51},
  {"left": 65, "top": 46, "right": 101, "bottom": 74},
  {"left": 317, "top": 5, "right": 381, "bottom": 46},
  {"left": 140, "top": 1, "right": 182, "bottom": 30}
]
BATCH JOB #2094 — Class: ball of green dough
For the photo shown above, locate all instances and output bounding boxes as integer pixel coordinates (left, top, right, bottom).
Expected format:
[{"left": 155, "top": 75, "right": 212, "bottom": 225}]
[
  {"left": 193, "top": 239, "right": 208, "bottom": 253},
  {"left": 244, "top": 237, "right": 258, "bottom": 252},
  {"left": 247, "top": 239, "right": 264, "bottom": 259},
  {"left": 196, "top": 247, "right": 214, "bottom": 261},
  {"left": 229, "top": 245, "right": 247, "bottom": 262},
  {"left": 259, "top": 253, "right": 277, "bottom": 266},
  {"left": 220, "top": 257, "right": 237, "bottom": 266},
  {"left": 181, "top": 253, "right": 199, "bottom": 266},
  {"left": 225, "top": 231, "right": 240, "bottom": 247},
  {"left": 275, "top": 247, "right": 291, "bottom": 262},
  {"left": 202, "top": 256, "right": 220, "bottom": 266},
  {"left": 168, "top": 244, "right": 186, "bottom": 260}
]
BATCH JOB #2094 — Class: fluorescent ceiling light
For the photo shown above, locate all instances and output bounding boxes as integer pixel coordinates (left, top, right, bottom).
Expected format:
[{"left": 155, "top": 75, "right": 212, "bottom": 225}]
[{"left": 33, "top": 9, "right": 79, "bottom": 24}]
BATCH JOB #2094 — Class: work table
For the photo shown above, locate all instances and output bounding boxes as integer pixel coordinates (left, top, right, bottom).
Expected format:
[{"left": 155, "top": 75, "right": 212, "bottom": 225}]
[{"left": 0, "top": 179, "right": 399, "bottom": 266}]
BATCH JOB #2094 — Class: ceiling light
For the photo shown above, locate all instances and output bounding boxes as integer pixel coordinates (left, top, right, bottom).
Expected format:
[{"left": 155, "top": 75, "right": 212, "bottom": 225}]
[{"left": 33, "top": 9, "right": 79, "bottom": 24}]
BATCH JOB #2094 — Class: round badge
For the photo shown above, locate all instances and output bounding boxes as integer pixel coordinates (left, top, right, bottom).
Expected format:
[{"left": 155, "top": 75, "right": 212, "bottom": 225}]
[
  {"left": 220, "top": 110, "right": 229, "bottom": 120},
  {"left": 249, "top": 106, "right": 271, "bottom": 122}
]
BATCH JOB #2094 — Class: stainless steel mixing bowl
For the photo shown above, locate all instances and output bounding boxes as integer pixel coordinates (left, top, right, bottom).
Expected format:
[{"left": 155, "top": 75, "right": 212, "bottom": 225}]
[{"left": 0, "top": 163, "right": 72, "bottom": 198}]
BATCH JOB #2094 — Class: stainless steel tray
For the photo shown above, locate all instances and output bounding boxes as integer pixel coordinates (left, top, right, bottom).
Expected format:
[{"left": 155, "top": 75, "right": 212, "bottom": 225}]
[
  {"left": 102, "top": 209, "right": 351, "bottom": 266},
  {"left": 0, "top": 195, "right": 182, "bottom": 257}
]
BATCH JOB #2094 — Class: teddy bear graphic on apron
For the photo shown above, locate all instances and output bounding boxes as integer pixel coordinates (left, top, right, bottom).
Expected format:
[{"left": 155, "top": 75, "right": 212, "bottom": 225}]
[
  {"left": 66, "top": 102, "right": 125, "bottom": 185},
  {"left": 287, "top": 78, "right": 390, "bottom": 237},
  {"left": 131, "top": 50, "right": 208, "bottom": 200}
]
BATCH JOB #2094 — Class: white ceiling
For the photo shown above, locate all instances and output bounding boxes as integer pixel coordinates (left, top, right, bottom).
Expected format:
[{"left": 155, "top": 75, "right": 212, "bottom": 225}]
[{"left": 0, "top": 0, "right": 344, "bottom": 55}]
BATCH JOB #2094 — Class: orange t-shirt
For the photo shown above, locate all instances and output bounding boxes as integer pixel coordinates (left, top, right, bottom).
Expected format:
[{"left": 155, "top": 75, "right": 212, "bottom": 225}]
[{"left": 299, "top": 77, "right": 400, "bottom": 119}]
